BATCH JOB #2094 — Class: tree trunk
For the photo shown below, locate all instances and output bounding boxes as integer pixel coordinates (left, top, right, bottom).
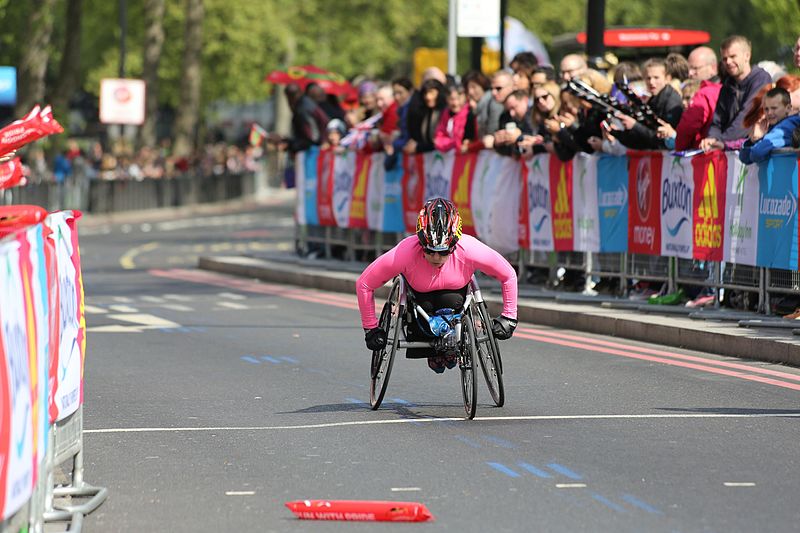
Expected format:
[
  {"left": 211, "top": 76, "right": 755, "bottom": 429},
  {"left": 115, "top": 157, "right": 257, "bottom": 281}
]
[
  {"left": 172, "top": 0, "right": 204, "bottom": 158},
  {"left": 49, "top": 0, "right": 83, "bottom": 117},
  {"left": 140, "top": 0, "right": 166, "bottom": 148},
  {"left": 15, "top": 0, "right": 57, "bottom": 117}
]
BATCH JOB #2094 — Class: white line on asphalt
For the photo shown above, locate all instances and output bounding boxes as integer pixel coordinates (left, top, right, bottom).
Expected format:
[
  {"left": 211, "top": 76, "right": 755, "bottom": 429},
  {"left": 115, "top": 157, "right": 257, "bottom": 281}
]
[
  {"left": 83, "top": 305, "right": 107, "bottom": 314},
  {"left": 83, "top": 412, "right": 800, "bottom": 434},
  {"left": 108, "top": 305, "right": 139, "bottom": 313},
  {"left": 556, "top": 484, "right": 587, "bottom": 489},
  {"left": 107, "top": 313, "right": 181, "bottom": 328},
  {"left": 140, "top": 296, "right": 166, "bottom": 303},
  {"left": 86, "top": 325, "right": 145, "bottom": 333},
  {"left": 225, "top": 491, "right": 256, "bottom": 496},
  {"left": 723, "top": 482, "right": 756, "bottom": 487},
  {"left": 112, "top": 297, "right": 133, "bottom": 303},
  {"left": 161, "top": 304, "right": 194, "bottom": 312},
  {"left": 219, "top": 292, "right": 247, "bottom": 300},
  {"left": 391, "top": 487, "right": 422, "bottom": 492},
  {"left": 217, "top": 301, "right": 248, "bottom": 310},
  {"left": 164, "top": 294, "right": 192, "bottom": 301}
]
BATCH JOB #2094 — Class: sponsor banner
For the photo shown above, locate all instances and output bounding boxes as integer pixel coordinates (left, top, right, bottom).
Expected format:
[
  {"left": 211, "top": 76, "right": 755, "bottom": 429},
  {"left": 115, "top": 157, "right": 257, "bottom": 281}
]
[
  {"left": 294, "top": 152, "right": 307, "bottom": 225},
  {"left": 596, "top": 155, "right": 629, "bottom": 252},
  {"left": 518, "top": 160, "right": 530, "bottom": 250},
  {"left": 0, "top": 237, "right": 35, "bottom": 520},
  {"left": 691, "top": 151, "right": 727, "bottom": 261},
  {"left": 572, "top": 153, "right": 600, "bottom": 252},
  {"left": 451, "top": 152, "right": 478, "bottom": 236},
  {"left": 302, "top": 148, "right": 319, "bottom": 226},
  {"left": 402, "top": 154, "right": 425, "bottom": 233},
  {"left": 526, "top": 154, "right": 553, "bottom": 251},
  {"left": 756, "top": 153, "right": 798, "bottom": 269},
  {"left": 423, "top": 151, "right": 454, "bottom": 203},
  {"left": 332, "top": 151, "right": 356, "bottom": 228},
  {"left": 381, "top": 159, "right": 405, "bottom": 232},
  {"left": 628, "top": 151, "right": 662, "bottom": 255},
  {"left": 660, "top": 155, "right": 694, "bottom": 259},
  {"left": 489, "top": 156, "right": 522, "bottom": 254},
  {"left": 470, "top": 151, "right": 503, "bottom": 242},
  {"left": 365, "top": 153, "right": 384, "bottom": 231},
  {"left": 316, "top": 148, "right": 336, "bottom": 226},
  {"left": 723, "top": 154, "right": 759, "bottom": 265},
  {"left": 348, "top": 152, "right": 370, "bottom": 229},
  {"left": 550, "top": 155, "right": 574, "bottom": 251}
]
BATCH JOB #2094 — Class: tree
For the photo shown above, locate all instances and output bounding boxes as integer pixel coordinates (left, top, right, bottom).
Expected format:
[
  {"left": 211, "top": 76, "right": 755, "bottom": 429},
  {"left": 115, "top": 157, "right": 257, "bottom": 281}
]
[
  {"left": 173, "top": 0, "right": 204, "bottom": 157},
  {"left": 15, "top": 0, "right": 57, "bottom": 116},
  {"left": 49, "top": 0, "right": 84, "bottom": 118},
  {"left": 141, "top": 0, "right": 165, "bottom": 147}
]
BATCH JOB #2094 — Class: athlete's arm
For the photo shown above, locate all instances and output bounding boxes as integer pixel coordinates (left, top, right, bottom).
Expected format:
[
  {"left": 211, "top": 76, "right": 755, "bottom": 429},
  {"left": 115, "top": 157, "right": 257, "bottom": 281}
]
[
  {"left": 462, "top": 235, "right": 518, "bottom": 319},
  {"left": 356, "top": 239, "right": 411, "bottom": 329}
]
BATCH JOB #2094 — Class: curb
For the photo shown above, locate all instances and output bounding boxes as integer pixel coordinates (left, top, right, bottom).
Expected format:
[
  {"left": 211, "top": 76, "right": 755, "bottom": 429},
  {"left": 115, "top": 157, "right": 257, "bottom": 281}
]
[{"left": 198, "top": 255, "right": 800, "bottom": 368}]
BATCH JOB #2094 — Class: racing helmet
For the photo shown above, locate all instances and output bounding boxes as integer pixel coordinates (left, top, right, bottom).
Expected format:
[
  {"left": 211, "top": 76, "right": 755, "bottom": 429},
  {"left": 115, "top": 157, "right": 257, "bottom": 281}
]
[{"left": 416, "top": 198, "right": 462, "bottom": 252}]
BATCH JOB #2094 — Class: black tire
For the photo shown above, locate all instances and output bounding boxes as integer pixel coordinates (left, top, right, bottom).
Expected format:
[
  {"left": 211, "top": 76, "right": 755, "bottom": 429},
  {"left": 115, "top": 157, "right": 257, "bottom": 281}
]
[
  {"left": 370, "top": 280, "right": 402, "bottom": 410},
  {"left": 460, "top": 316, "right": 478, "bottom": 420},
  {"left": 474, "top": 301, "right": 505, "bottom": 407}
]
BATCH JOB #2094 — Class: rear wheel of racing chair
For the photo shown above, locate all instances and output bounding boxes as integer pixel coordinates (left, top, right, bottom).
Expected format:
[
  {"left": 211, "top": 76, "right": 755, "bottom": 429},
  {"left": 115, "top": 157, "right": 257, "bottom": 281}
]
[
  {"left": 473, "top": 300, "right": 504, "bottom": 407},
  {"left": 370, "top": 278, "right": 403, "bottom": 409},
  {"left": 460, "top": 315, "right": 478, "bottom": 420}
]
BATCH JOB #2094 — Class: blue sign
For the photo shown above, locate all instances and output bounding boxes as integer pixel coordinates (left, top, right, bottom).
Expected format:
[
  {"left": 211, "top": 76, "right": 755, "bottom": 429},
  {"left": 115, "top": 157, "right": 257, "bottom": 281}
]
[
  {"left": 382, "top": 162, "right": 405, "bottom": 232},
  {"left": 756, "top": 153, "right": 798, "bottom": 269},
  {"left": 303, "top": 147, "right": 319, "bottom": 226},
  {"left": 0, "top": 67, "right": 17, "bottom": 106},
  {"left": 597, "top": 155, "right": 629, "bottom": 252}
]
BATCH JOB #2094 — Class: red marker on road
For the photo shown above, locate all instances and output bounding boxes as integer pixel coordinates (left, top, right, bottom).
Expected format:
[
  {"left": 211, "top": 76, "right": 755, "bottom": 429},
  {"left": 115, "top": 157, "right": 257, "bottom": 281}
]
[{"left": 285, "top": 499, "right": 434, "bottom": 522}]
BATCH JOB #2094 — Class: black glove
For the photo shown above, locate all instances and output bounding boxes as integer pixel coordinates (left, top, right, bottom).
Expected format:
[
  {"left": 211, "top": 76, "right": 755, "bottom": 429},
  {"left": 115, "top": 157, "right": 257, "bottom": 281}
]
[
  {"left": 364, "top": 327, "right": 388, "bottom": 351},
  {"left": 491, "top": 316, "right": 517, "bottom": 340}
]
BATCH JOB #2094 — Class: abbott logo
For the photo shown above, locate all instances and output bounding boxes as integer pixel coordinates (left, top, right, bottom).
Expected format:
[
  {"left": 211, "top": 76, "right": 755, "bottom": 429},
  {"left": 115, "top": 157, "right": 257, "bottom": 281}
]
[{"left": 636, "top": 158, "right": 652, "bottom": 220}]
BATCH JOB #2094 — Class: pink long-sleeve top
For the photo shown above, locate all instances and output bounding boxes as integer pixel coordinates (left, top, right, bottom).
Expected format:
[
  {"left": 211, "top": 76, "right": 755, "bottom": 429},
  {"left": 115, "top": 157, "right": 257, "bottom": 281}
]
[
  {"left": 356, "top": 234, "right": 518, "bottom": 329},
  {"left": 433, "top": 105, "right": 470, "bottom": 152}
]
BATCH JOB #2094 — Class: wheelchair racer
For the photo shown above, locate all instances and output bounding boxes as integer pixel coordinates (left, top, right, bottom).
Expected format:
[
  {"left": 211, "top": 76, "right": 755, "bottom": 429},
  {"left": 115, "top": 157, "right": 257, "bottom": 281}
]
[{"left": 357, "top": 198, "right": 518, "bottom": 372}]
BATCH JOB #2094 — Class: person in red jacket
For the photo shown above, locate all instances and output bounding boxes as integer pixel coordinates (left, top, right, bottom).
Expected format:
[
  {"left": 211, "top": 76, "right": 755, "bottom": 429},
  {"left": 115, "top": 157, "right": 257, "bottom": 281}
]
[
  {"left": 674, "top": 46, "right": 722, "bottom": 151},
  {"left": 433, "top": 83, "right": 470, "bottom": 152}
]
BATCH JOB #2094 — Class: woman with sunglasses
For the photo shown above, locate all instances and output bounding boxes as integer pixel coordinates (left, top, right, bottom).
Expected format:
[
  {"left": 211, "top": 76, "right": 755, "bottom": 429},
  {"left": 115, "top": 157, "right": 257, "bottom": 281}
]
[{"left": 357, "top": 198, "right": 518, "bottom": 373}]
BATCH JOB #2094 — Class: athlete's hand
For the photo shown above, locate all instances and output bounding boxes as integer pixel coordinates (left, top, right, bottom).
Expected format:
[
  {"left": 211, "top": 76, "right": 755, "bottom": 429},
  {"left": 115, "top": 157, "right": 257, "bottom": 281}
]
[
  {"left": 491, "top": 316, "right": 517, "bottom": 340},
  {"left": 364, "top": 327, "right": 388, "bottom": 351}
]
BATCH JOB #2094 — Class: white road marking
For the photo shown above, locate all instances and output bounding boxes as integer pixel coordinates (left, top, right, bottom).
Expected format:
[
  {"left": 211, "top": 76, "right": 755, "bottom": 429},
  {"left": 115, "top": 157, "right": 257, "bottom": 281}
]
[
  {"left": 391, "top": 487, "right": 422, "bottom": 492},
  {"left": 161, "top": 304, "right": 193, "bottom": 312},
  {"left": 86, "top": 325, "right": 145, "bottom": 333},
  {"left": 109, "top": 305, "right": 139, "bottom": 313},
  {"left": 84, "top": 305, "right": 107, "bottom": 314},
  {"left": 140, "top": 296, "right": 166, "bottom": 303},
  {"left": 218, "top": 301, "right": 248, "bottom": 310},
  {"left": 108, "top": 314, "right": 181, "bottom": 328},
  {"left": 83, "top": 412, "right": 800, "bottom": 434},
  {"left": 113, "top": 297, "right": 133, "bottom": 303},
  {"left": 164, "top": 294, "right": 192, "bottom": 301},
  {"left": 556, "top": 484, "right": 587, "bottom": 489},
  {"left": 225, "top": 491, "right": 255, "bottom": 496},
  {"left": 723, "top": 482, "right": 756, "bottom": 487},
  {"left": 219, "top": 292, "right": 247, "bottom": 300}
]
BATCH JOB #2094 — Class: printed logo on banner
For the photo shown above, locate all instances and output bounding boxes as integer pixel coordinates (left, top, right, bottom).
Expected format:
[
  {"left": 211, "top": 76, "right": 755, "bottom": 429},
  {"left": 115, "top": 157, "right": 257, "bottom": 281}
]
[
  {"left": 402, "top": 154, "right": 425, "bottom": 233},
  {"left": 315, "top": 149, "right": 336, "bottom": 226},
  {"left": 527, "top": 155, "right": 553, "bottom": 251},
  {"left": 332, "top": 152, "right": 354, "bottom": 228},
  {"left": 597, "top": 155, "right": 629, "bottom": 253},
  {"left": 53, "top": 222, "right": 81, "bottom": 420},
  {"left": 660, "top": 157, "right": 693, "bottom": 258},
  {"left": 451, "top": 153, "right": 476, "bottom": 234},
  {"left": 424, "top": 152, "right": 454, "bottom": 201},
  {"left": 301, "top": 149, "right": 319, "bottom": 226},
  {"left": 637, "top": 157, "right": 652, "bottom": 221},
  {"left": 572, "top": 154, "right": 600, "bottom": 252},
  {"left": 724, "top": 156, "right": 758, "bottom": 265},
  {"left": 550, "top": 156, "right": 573, "bottom": 251},
  {"left": 628, "top": 152, "right": 662, "bottom": 255},
  {"left": 692, "top": 152, "right": 727, "bottom": 261},
  {"left": 518, "top": 160, "right": 530, "bottom": 249},
  {"left": 756, "top": 154, "right": 799, "bottom": 269},
  {"left": 349, "top": 153, "right": 369, "bottom": 228},
  {"left": 382, "top": 162, "right": 405, "bottom": 232},
  {"left": 470, "top": 151, "right": 500, "bottom": 242}
]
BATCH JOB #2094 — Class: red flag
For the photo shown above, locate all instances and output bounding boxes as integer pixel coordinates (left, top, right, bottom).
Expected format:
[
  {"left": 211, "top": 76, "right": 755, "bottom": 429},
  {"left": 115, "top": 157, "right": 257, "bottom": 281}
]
[
  {"left": 550, "top": 155, "right": 574, "bottom": 251},
  {"left": 402, "top": 153, "right": 425, "bottom": 233},
  {"left": 628, "top": 151, "right": 663, "bottom": 255},
  {"left": 691, "top": 151, "right": 727, "bottom": 261},
  {"left": 450, "top": 152, "right": 477, "bottom": 235},
  {"left": 285, "top": 500, "right": 434, "bottom": 522},
  {"left": 0, "top": 105, "right": 64, "bottom": 157}
]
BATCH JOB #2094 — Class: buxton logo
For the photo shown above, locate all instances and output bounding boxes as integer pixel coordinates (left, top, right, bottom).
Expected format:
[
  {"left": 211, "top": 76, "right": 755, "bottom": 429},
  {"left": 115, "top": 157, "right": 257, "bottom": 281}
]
[
  {"left": 636, "top": 158, "right": 652, "bottom": 220},
  {"left": 662, "top": 174, "right": 692, "bottom": 238}
]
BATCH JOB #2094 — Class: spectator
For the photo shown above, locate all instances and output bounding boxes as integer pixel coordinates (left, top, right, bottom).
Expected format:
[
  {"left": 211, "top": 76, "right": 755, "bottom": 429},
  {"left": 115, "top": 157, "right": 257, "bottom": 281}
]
[
  {"left": 757, "top": 60, "right": 787, "bottom": 81},
  {"left": 483, "top": 70, "right": 514, "bottom": 148},
  {"left": 323, "top": 118, "right": 348, "bottom": 154},
  {"left": 613, "top": 57, "right": 683, "bottom": 150},
  {"left": 494, "top": 90, "right": 534, "bottom": 158},
  {"left": 282, "top": 82, "right": 330, "bottom": 155},
  {"left": 511, "top": 52, "right": 538, "bottom": 94},
  {"left": 674, "top": 46, "right": 722, "bottom": 151},
  {"left": 462, "top": 70, "right": 501, "bottom": 141},
  {"left": 739, "top": 87, "right": 800, "bottom": 164},
  {"left": 434, "top": 83, "right": 470, "bottom": 152},
  {"left": 404, "top": 68, "right": 447, "bottom": 154},
  {"left": 405, "top": 78, "right": 446, "bottom": 154},
  {"left": 560, "top": 54, "right": 588, "bottom": 82},
  {"left": 680, "top": 80, "right": 701, "bottom": 109},
  {"left": 742, "top": 75, "right": 800, "bottom": 129},
  {"left": 388, "top": 77, "right": 415, "bottom": 159},
  {"left": 531, "top": 65, "right": 556, "bottom": 89},
  {"left": 700, "top": 36, "right": 772, "bottom": 151},
  {"left": 610, "top": 61, "right": 643, "bottom": 104},
  {"left": 547, "top": 75, "right": 606, "bottom": 160},
  {"left": 375, "top": 84, "right": 399, "bottom": 148},
  {"left": 665, "top": 53, "right": 690, "bottom": 92},
  {"left": 523, "top": 81, "right": 560, "bottom": 155},
  {"left": 358, "top": 81, "right": 379, "bottom": 120},
  {"left": 307, "top": 82, "right": 345, "bottom": 122}
]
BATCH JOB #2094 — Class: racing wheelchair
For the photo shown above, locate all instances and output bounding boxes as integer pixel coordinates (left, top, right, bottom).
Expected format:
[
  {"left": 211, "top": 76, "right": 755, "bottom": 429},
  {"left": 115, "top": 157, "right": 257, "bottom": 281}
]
[{"left": 369, "top": 275, "right": 504, "bottom": 420}]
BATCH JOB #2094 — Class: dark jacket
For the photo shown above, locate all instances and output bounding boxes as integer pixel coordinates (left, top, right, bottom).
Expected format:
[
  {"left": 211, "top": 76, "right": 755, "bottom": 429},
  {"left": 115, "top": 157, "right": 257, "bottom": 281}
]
[
  {"left": 288, "top": 95, "right": 330, "bottom": 154},
  {"left": 614, "top": 84, "right": 683, "bottom": 150},
  {"left": 707, "top": 66, "right": 772, "bottom": 141},
  {"left": 494, "top": 109, "right": 534, "bottom": 157},
  {"left": 406, "top": 88, "right": 447, "bottom": 153},
  {"left": 553, "top": 107, "right": 605, "bottom": 161}
]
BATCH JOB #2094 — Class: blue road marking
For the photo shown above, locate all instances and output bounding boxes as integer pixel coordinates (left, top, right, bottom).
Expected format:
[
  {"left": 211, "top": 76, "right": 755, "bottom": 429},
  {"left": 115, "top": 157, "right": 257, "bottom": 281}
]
[
  {"left": 487, "top": 462, "right": 521, "bottom": 478},
  {"left": 390, "top": 398, "right": 417, "bottom": 407},
  {"left": 622, "top": 494, "right": 664, "bottom": 515},
  {"left": 591, "top": 493, "right": 626, "bottom": 513},
  {"left": 517, "top": 462, "right": 552, "bottom": 478},
  {"left": 453, "top": 435, "right": 481, "bottom": 448},
  {"left": 481, "top": 435, "right": 516, "bottom": 449},
  {"left": 345, "top": 397, "right": 367, "bottom": 405},
  {"left": 240, "top": 356, "right": 260, "bottom": 364},
  {"left": 280, "top": 356, "right": 299, "bottom": 364},
  {"left": 547, "top": 463, "right": 583, "bottom": 480},
  {"left": 260, "top": 356, "right": 281, "bottom": 364}
]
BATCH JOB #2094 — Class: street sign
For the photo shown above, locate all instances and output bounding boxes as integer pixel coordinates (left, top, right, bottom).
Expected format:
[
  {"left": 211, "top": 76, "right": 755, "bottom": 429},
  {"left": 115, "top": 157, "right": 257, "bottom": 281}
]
[
  {"left": 0, "top": 67, "right": 17, "bottom": 106},
  {"left": 456, "top": 0, "right": 500, "bottom": 38},
  {"left": 99, "top": 78, "right": 145, "bottom": 125}
]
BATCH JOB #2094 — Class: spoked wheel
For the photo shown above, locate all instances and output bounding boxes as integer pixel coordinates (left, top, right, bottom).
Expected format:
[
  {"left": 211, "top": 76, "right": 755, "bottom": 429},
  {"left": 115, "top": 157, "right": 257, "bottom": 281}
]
[
  {"left": 370, "top": 280, "right": 402, "bottom": 410},
  {"left": 473, "top": 302, "right": 504, "bottom": 407},
  {"left": 459, "top": 316, "right": 478, "bottom": 420}
]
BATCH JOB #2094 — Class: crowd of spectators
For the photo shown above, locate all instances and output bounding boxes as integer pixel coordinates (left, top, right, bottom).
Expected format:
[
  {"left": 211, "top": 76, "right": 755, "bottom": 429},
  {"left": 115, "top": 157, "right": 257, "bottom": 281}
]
[{"left": 275, "top": 34, "right": 800, "bottom": 170}]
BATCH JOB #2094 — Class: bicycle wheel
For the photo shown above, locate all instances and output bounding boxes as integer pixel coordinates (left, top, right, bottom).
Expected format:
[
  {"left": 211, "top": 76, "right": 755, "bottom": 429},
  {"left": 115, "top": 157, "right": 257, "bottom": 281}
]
[
  {"left": 460, "top": 316, "right": 478, "bottom": 420},
  {"left": 370, "top": 280, "right": 402, "bottom": 410},
  {"left": 474, "top": 301, "right": 504, "bottom": 407}
]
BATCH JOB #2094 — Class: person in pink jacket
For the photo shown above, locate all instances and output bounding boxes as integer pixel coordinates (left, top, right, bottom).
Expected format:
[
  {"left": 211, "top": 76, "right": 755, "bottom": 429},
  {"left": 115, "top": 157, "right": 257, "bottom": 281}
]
[
  {"left": 434, "top": 84, "right": 471, "bottom": 152},
  {"left": 357, "top": 198, "right": 518, "bottom": 372},
  {"left": 674, "top": 46, "right": 722, "bottom": 151}
]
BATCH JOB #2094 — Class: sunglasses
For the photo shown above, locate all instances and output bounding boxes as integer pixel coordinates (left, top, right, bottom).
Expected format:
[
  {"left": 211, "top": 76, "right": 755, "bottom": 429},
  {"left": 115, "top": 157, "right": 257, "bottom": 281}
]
[
  {"left": 491, "top": 86, "right": 507, "bottom": 92},
  {"left": 535, "top": 94, "right": 551, "bottom": 101},
  {"left": 424, "top": 248, "right": 453, "bottom": 257}
]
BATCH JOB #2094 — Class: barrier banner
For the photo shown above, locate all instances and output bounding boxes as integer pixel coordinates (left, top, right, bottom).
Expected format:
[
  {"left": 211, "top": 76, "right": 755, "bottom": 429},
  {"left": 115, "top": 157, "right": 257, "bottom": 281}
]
[
  {"left": 294, "top": 152, "right": 307, "bottom": 226},
  {"left": 349, "top": 152, "right": 370, "bottom": 229},
  {"left": 723, "top": 154, "right": 759, "bottom": 266},
  {"left": 526, "top": 154, "right": 554, "bottom": 251},
  {"left": 451, "top": 152, "right": 477, "bottom": 236},
  {"left": 660, "top": 155, "right": 694, "bottom": 259},
  {"left": 756, "top": 153, "right": 798, "bottom": 269},
  {"left": 518, "top": 159, "right": 530, "bottom": 250},
  {"left": 316, "top": 148, "right": 336, "bottom": 226},
  {"left": 628, "top": 151, "right": 663, "bottom": 255},
  {"left": 550, "top": 155, "right": 574, "bottom": 251},
  {"left": 0, "top": 235, "right": 35, "bottom": 520},
  {"left": 490, "top": 156, "right": 522, "bottom": 254},
  {"left": 471, "top": 151, "right": 502, "bottom": 245},
  {"left": 423, "top": 151, "right": 454, "bottom": 202},
  {"left": 596, "top": 155, "right": 629, "bottom": 252},
  {"left": 365, "top": 154, "right": 383, "bottom": 231},
  {"left": 572, "top": 153, "right": 600, "bottom": 252},
  {"left": 692, "top": 151, "right": 728, "bottom": 261},
  {"left": 301, "top": 148, "right": 319, "bottom": 227},
  {"left": 402, "top": 154, "right": 425, "bottom": 233},
  {"left": 332, "top": 151, "right": 355, "bottom": 228},
  {"left": 381, "top": 159, "right": 405, "bottom": 233}
]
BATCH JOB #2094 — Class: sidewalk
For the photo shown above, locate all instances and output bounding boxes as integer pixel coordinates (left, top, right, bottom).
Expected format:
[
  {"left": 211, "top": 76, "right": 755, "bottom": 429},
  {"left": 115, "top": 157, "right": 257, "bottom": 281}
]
[{"left": 198, "top": 251, "right": 800, "bottom": 368}]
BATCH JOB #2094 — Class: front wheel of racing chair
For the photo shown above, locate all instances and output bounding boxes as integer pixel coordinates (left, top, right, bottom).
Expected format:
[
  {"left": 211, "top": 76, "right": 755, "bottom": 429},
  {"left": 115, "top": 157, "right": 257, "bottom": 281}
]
[
  {"left": 370, "top": 278, "right": 403, "bottom": 410},
  {"left": 468, "top": 277, "right": 505, "bottom": 407},
  {"left": 459, "top": 315, "right": 478, "bottom": 420}
]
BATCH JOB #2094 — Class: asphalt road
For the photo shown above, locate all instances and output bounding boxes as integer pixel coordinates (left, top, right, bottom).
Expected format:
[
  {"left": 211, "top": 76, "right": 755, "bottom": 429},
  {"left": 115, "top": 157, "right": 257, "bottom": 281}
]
[{"left": 77, "top": 201, "right": 800, "bottom": 532}]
